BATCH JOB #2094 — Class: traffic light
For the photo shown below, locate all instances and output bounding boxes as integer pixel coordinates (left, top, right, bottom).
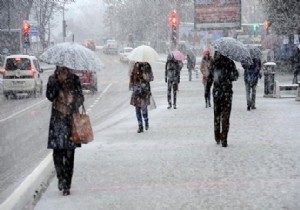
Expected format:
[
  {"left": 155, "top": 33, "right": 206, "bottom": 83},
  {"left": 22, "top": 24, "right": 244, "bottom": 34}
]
[
  {"left": 264, "top": 20, "right": 270, "bottom": 30},
  {"left": 253, "top": 23, "right": 259, "bottom": 33},
  {"left": 169, "top": 11, "right": 178, "bottom": 47},
  {"left": 22, "top": 21, "right": 31, "bottom": 48},
  {"left": 264, "top": 20, "right": 270, "bottom": 35},
  {"left": 22, "top": 21, "right": 31, "bottom": 35},
  {"left": 170, "top": 11, "right": 177, "bottom": 27},
  {"left": 171, "top": 26, "right": 177, "bottom": 45}
]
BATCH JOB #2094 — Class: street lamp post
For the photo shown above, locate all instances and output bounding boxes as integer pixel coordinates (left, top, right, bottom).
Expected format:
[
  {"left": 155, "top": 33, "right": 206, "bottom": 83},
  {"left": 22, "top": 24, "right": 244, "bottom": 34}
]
[{"left": 7, "top": 0, "right": 10, "bottom": 30}]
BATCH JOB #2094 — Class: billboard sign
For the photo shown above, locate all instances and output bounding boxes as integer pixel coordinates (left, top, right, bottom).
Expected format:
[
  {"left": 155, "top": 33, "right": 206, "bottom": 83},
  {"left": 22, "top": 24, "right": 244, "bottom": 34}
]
[{"left": 194, "top": 0, "right": 241, "bottom": 30}]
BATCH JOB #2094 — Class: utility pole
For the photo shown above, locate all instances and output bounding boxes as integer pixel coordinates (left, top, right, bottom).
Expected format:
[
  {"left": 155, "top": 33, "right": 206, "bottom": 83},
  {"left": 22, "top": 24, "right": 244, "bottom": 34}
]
[
  {"left": 62, "top": 5, "right": 67, "bottom": 42},
  {"left": 7, "top": 0, "right": 10, "bottom": 30},
  {"left": 169, "top": 10, "right": 178, "bottom": 50}
]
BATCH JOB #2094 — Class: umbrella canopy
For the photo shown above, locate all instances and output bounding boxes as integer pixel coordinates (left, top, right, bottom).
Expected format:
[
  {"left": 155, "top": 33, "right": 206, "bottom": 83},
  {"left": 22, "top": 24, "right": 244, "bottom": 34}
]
[
  {"left": 171, "top": 50, "right": 184, "bottom": 61},
  {"left": 39, "top": 42, "right": 104, "bottom": 71},
  {"left": 246, "top": 45, "right": 262, "bottom": 59},
  {"left": 127, "top": 45, "right": 159, "bottom": 63},
  {"left": 213, "top": 37, "right": 252, "bottom": 64}
]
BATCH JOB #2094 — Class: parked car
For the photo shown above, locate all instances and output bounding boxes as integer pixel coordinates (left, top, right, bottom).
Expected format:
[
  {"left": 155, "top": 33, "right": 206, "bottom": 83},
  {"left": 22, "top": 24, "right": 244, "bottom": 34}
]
[
  {"left": 119, "top": 47, "right": 133, "bottom": 63},
  {"left": 71, "top": 69, "right": 98, "bottom": 93},
  {"left": 84, "top": 39, "right": 96, "bottom": 51},
  {"left": 1, "top": 55, "right": 43, "bottom": 99},
  {"left": 103, "top": 39, "right": 118, "bottom": 55}
]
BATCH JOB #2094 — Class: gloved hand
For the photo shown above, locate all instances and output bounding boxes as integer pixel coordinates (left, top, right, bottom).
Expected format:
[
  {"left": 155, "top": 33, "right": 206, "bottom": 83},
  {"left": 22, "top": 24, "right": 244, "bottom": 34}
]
[{"left": 165, "top": 78, "right": 167, "bottom": 83}]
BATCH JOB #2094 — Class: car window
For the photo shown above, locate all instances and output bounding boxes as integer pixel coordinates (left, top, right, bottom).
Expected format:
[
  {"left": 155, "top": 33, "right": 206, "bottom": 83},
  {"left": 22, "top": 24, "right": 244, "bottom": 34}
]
[{"left": 5, "top": 58, "right": 31, "bottom": 71}]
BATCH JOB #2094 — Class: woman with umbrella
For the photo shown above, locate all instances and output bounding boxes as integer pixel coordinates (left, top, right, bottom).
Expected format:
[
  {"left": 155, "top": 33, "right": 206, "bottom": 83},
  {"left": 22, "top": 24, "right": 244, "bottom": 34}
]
[
  {"left": 129, "top": 62, "right": 154, "bottom": 133},
  {"left": 40, "top": 42, "right": 102, "bottom": 195},
  {"left": 46, "top": 66, "right": 84, "bottom": 196}
]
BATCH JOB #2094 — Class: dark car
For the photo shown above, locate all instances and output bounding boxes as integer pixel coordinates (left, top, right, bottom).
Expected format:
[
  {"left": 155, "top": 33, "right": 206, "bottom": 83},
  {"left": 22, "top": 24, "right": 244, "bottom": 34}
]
[
  {"left": 84, "top": 39, "right": 96, "bottom": 51},
  {"left": 72, "top": 70, "right": 98, "bottom": 93}
]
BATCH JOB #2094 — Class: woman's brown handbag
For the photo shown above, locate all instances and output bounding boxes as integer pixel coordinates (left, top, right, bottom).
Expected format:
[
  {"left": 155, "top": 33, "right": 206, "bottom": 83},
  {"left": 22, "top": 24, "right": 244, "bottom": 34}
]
[{"left": 71, "top": 105, "right": 94, "bottom": 144}]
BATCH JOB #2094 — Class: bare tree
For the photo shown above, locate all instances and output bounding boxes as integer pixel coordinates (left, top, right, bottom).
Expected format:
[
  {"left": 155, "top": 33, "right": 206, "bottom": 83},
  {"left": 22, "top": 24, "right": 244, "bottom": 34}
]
[
  {"left": 31, "top": 0, "right": 75, "bottom": 49},
  {"left": 103, "top": 0, "right": 194, "bottom": 46},
  {"left": 0, "top": 0, "right": 34, "bottom": 29},
  {"left": 260, "top": 0, "right": 300, "bottom": 36}
]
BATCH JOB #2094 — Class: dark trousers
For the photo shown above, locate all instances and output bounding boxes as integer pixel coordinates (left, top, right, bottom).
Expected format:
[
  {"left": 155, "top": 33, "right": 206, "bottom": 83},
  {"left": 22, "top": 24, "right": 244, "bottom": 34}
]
[
  {"left": 213, "top": 94, "right": 232, "bottom": 144},
  {"left": 53, "top": 149, "right": 75, "bottom": 190},
  {"left": 135, "top": 106, "right": 148, "bottom": 127},
  {"left": 204, "top": 84, "right": 211, "bottom": 104},
  {"left": 245, "top": 82, "right": 257, "bottom": 107},
  {"left": 167, "top": 81, "right": 178, "bottom": 105},
  {"left": 293, "top": 70, "right": 299, "bottom": 84}
]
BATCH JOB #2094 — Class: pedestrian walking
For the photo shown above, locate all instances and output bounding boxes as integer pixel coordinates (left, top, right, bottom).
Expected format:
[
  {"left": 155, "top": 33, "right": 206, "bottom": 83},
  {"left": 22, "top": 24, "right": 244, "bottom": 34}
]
[
  {"left": 242, "top": 57, "right": 262, "bottom": 111},
  {"left": 46, "top": 66, "right": 84, "bottom": 196},
  {"left": 200, "top": 48, "right": 212, "bottom": 108},
  {"left": 292, "top": 44, "right": 300, "bottom": 84},
  {"left": 206, "top": 51, "right": 239, "bottom": 147},
  {"left": 165, "top": 54, "right": 181, "bottom": 109},
  {"left": 129, "top": 62, "right": 154, "bottom": 133},
  {"left": 187, "top": 51, "right": 196, "bottom": 81}
]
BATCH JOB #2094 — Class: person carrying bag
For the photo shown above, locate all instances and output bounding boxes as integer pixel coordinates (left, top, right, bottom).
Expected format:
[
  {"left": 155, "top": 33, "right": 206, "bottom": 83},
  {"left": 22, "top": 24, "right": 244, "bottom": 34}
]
[{"left": 46, "top": 66, "right": 85, "bottom": 196}]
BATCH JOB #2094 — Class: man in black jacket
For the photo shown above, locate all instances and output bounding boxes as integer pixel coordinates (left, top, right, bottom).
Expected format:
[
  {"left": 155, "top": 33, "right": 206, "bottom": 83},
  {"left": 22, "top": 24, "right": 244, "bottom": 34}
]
[
  {"left": 206, "top": 51, "right": 239, "bottom": 147},
  {"left": 165, "top": 54, "right": 181, "bottom": 109}
]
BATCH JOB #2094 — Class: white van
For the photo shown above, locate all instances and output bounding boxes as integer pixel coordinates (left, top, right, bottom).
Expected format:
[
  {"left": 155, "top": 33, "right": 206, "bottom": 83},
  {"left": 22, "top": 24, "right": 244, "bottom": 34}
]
[{"left": 1, "top": 55, "right": 43, "bottom": 99}]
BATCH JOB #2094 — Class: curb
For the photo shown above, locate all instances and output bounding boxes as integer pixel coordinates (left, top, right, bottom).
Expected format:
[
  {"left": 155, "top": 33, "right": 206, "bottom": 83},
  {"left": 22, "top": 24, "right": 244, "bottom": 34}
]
[{"left": 0, "top": 153, "right": 54, "bottom": 210}]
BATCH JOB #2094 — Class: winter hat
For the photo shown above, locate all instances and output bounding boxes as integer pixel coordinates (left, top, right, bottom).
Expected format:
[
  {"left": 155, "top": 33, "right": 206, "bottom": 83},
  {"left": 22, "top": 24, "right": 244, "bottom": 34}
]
[{"left": 203, "top": 47, "right": 210, "bottom": 55}]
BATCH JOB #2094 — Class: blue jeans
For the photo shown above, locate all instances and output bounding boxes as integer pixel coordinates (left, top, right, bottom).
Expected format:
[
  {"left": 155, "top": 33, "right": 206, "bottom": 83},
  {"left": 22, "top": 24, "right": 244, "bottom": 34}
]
[
  {"left": 135, "top": 106, "right": 148, "bottom": 127},
  {"left": 245, "top": 82, "right": 257, "bottom": 107}
]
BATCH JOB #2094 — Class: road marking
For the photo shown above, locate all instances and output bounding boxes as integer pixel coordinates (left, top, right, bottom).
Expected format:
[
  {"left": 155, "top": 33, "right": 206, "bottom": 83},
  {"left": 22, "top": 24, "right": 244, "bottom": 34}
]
[
  {"left": 0, "top": 99, "right": 47, "bottom": 123},
  {"left": 0, "top": 84, "right": 112, "bottom": 122},
  {"left": 86, "top": 83, "right": 112, "bottom": 114}
]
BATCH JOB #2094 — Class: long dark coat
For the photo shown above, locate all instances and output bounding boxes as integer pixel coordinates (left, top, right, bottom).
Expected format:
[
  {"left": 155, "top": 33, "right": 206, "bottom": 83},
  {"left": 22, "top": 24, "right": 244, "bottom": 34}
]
[
  {"left": 187, "top": 54, "right": 196, "bottom": 70},
  {"left": 130, "top": 63, "right": 153, "bottom": 107},
  {"left": 294, "top": 47, "right": 300, "bottom": 74},
  {"left": 207, "top": 54, "right": 239, "bottom": 99},
  {"left": 46, "top": 72, "right": 84, "bottom": 149},
  {"left": 165, "top": 58, "right": 181, "bottom": 84},
  {"left": 242, "top": 58, "right": 261, "bottom": 86}
]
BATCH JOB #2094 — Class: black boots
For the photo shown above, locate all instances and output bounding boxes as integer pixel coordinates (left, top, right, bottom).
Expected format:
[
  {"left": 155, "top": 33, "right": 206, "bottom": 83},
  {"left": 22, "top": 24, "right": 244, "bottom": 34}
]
[
  {"left": 137, "top": 126, "right": 143, "bottom": 133},
  {"left": 145, "top": 120, "right": 149, "bottom": 130},
  {"left": 138, "top": 121, "right": 149, "bottom": 133},
  {"left": 205, "top": 98, "right": 211, "bottom": 108},
  {"left": 168, "top": 103, "right": 177, "bottom": 109}
]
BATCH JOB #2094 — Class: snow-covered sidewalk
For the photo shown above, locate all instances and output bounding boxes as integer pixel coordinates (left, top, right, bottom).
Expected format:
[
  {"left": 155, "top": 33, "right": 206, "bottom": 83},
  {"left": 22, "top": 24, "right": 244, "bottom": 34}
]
[{"left": 33, "top": 70, "right": 300, "bottom": 210}]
